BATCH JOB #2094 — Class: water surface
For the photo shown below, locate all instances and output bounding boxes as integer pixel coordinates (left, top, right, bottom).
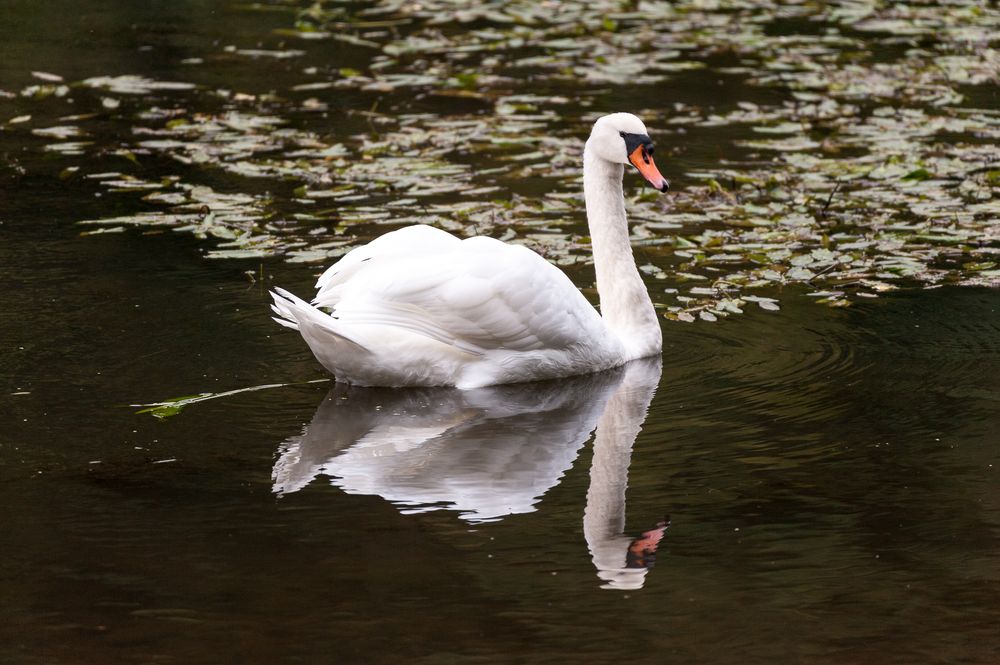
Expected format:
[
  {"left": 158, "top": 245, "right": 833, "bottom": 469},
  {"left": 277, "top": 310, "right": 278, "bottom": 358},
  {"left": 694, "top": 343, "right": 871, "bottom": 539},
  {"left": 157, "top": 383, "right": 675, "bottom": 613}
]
[{"left": 2, "top": 1, "right": 1000, "bottom": 663}]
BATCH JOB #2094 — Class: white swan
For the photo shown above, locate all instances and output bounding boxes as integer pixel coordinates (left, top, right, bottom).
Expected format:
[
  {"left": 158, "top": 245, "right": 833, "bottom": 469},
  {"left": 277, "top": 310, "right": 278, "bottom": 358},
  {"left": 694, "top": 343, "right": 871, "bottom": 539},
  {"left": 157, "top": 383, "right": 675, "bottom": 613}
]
[{"left": 270, "top": 112, "right": 668, "bottom": 388}]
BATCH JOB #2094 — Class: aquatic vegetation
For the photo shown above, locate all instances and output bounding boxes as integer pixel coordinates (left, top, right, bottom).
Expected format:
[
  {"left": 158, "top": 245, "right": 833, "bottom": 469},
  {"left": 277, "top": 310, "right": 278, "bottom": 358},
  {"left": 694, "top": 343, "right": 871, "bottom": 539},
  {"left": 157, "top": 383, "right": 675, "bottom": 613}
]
[
  {"left": 1, "top": 0, "right": 997, "bottom": 320},
  {"left": 133, "top": 379, "right": 330, "bottom": 419}
]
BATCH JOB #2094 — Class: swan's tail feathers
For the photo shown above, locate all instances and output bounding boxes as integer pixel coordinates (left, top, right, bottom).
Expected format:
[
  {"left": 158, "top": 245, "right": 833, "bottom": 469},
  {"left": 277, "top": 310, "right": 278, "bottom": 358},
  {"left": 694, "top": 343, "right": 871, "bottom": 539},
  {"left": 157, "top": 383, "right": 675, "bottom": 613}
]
[
  {"left": 270, "top": 287, "right": 304, "bottom": 330},
  {"left": 269, "top": 287, "right": 370, "bottom": 353}
]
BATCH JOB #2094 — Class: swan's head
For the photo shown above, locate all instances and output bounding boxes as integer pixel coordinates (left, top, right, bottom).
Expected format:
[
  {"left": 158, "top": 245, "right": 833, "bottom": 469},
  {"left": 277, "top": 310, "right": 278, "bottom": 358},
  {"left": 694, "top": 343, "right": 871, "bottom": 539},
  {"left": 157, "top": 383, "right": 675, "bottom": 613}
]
[{"left": 587, "top": 113, "right": 669, "bottom": 192}]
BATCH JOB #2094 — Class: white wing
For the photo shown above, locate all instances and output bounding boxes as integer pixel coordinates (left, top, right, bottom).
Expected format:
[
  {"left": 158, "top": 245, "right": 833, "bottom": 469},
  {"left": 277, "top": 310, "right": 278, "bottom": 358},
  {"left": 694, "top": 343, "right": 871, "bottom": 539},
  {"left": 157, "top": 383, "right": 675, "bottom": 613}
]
[
  {"left": 316, "top": 227, "right": 608, "bottom": 355},
  {"left": 314, "top": 224, "right": 460, "bottom": 309}
]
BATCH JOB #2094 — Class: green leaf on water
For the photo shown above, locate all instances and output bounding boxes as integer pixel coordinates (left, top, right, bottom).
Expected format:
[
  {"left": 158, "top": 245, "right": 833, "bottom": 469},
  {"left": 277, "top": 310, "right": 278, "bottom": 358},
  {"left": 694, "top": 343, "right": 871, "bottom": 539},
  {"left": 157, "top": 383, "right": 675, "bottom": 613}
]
[
  {"left": 133, "top": 380, "right": 330, "bottom": 419},
  {"left": 135, "top": 394, "right": 208, "bottom": 419},
  {"left": 902, "top": 168, "right": 932, "bottom": 181}
]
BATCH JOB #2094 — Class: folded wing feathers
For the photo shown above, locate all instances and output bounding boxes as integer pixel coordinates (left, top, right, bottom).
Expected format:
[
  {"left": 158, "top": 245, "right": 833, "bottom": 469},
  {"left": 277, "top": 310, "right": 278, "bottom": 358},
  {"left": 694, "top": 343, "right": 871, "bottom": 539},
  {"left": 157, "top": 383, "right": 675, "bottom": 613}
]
[
  {"left": 314, "top": 225, "right": 461, "bottom": 308},
  {"left": 274, "top": 228, "right": 602, "bottom": 359}
]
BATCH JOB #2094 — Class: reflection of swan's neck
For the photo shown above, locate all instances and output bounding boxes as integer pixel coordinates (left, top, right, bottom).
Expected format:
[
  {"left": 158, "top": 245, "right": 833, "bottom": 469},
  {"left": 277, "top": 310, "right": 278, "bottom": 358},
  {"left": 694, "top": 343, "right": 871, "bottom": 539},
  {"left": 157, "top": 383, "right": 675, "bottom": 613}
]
[
  {"left": 583, "top": 145, "right": 660, "bottom": 359},
  {"left": 583, "top": 361, "right": 661, "bottom": 590}
]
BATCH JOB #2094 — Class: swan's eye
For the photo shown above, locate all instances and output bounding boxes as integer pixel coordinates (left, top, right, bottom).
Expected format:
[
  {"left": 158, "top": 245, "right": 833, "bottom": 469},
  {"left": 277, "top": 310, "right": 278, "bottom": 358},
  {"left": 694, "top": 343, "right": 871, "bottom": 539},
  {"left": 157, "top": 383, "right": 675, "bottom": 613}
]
[
  {"left": 646, "top": 144, "right": 654, "bottom": 156},
  {"left": 619, "top": 131, "right": 652, "bottom": 159}
]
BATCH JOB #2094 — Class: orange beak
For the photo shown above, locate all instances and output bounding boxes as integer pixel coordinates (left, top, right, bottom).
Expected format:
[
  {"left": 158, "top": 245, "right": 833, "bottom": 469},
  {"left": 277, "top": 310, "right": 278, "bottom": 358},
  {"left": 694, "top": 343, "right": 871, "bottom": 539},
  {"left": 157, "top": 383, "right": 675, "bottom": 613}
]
[{"left": 628, "top": 145, "right": 669, "bottom": 192}]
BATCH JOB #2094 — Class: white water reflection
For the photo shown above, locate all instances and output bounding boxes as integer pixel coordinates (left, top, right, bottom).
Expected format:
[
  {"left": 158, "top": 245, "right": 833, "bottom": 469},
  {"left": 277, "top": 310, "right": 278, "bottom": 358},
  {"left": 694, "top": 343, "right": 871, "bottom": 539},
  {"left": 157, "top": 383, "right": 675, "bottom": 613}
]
[
  {"left": 273, "top": 358, "right": 664, "bottom": 588},
  {"left": 583, "top": 358, "right": 666, "bottom": 590}
]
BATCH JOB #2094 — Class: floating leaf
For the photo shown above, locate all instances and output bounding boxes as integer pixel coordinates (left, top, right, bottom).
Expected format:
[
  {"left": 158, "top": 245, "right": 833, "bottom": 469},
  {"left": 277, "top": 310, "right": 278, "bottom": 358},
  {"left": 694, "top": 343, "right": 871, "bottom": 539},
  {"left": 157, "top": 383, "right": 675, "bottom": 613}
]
[
  {"left": 133, "top": 379, "right": 330, "bottom": 419},
  {"left": 902, "top": 168, "right": 933, "bottom": 181}
]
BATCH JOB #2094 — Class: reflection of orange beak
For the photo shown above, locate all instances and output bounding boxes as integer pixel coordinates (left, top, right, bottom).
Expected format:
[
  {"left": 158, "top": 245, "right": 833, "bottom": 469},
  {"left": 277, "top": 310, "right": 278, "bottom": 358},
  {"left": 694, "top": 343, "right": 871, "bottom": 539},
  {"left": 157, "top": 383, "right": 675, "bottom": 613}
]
[
  {"left": 625, "top": 518, "right": 670, "bottom": 569},
  {"left": 628, "top": 145, "right": 669, "bottom": 192}
]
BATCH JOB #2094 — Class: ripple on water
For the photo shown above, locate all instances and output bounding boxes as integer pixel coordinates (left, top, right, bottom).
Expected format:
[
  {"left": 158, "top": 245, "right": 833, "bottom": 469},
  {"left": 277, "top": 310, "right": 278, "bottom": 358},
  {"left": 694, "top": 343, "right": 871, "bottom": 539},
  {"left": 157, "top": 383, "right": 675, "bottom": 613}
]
[
  {"left": 638, "top": 288, "right": 1000, "bottom": 540},
  {"left": 659, "top": 297, "right": 867, "bottom": 436}
]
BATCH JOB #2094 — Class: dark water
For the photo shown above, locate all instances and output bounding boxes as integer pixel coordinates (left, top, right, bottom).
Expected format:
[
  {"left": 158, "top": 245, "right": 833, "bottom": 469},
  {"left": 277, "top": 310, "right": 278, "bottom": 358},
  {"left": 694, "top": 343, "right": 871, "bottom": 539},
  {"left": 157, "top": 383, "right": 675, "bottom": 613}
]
[{"left": 3, "top": 2, "right": 1000, "bottom": 664}]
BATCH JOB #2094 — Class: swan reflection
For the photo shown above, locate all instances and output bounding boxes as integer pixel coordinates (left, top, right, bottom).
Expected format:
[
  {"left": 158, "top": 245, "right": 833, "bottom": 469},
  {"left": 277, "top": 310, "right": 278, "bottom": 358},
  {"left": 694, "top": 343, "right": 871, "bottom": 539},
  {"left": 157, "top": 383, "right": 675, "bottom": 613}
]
[{"left": 273, "top": 358, "right": 663, "bottom": 589}]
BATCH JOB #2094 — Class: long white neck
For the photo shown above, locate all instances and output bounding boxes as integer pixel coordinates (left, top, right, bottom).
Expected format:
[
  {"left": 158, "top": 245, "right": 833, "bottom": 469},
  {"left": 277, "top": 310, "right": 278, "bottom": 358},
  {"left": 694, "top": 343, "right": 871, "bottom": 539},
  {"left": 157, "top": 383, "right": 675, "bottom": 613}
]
[{"left": 583, "top": 143, "right": 662, "bottom": 359}]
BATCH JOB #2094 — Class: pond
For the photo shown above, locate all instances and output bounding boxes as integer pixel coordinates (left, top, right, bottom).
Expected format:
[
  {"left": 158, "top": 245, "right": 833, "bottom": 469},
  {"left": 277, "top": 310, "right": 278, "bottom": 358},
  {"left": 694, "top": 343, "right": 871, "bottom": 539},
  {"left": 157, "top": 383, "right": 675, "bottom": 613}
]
[{"left": 1, "top": 0, "right": 999, "bottom": 663}]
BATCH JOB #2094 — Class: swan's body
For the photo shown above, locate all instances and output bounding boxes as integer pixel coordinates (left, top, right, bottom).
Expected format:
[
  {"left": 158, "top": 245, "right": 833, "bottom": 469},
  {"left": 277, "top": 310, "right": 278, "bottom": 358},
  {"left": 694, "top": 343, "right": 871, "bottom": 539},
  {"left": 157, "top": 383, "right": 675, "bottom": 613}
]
[{"left": 271, "top": 113, "right": 668, "bottom": 389}]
